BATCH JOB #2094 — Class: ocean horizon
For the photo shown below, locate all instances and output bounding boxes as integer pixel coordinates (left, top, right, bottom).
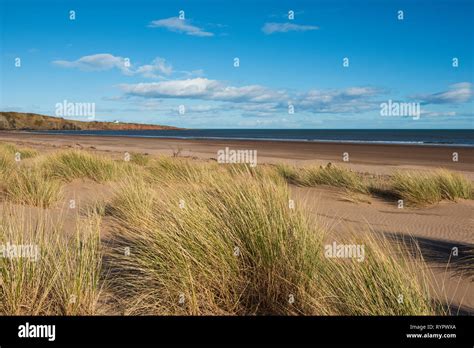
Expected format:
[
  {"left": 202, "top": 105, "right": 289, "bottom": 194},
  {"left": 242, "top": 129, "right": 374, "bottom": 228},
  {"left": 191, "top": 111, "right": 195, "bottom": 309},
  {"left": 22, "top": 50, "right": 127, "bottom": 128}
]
[{"left": 29, "top": 129, "right": 474, "bottom": 147}]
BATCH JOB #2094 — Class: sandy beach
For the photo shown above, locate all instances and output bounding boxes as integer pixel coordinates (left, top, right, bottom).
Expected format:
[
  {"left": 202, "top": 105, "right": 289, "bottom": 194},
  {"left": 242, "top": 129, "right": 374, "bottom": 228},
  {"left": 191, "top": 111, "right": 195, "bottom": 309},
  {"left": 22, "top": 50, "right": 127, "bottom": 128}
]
[
  {"left": 2, "top": 0, "right": 473, "bottom": 341},
  {"left": 0, "top": 131, "right": 472, "bottom": 314},
  {"left": 1, "top": 131, "right": 473, "bottom": 174}
]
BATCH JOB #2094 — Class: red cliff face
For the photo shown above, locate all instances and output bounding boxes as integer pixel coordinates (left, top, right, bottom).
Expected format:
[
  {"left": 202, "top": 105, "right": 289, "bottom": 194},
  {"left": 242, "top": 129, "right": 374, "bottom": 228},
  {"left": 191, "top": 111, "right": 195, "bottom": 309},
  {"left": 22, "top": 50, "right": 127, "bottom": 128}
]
[
  {"left": 81, "top": 120, "right": 179, "bottom": 130},
  {"left": 0, "top": 112, "right": 181, "bottom": 131}
]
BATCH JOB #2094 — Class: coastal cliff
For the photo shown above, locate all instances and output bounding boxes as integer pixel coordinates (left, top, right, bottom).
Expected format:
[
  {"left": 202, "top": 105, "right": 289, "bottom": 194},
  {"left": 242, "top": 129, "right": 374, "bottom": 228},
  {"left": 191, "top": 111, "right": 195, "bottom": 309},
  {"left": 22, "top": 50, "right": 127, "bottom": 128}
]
[{"left": 0, "top": 112, "right": 180, "bottom": 131}]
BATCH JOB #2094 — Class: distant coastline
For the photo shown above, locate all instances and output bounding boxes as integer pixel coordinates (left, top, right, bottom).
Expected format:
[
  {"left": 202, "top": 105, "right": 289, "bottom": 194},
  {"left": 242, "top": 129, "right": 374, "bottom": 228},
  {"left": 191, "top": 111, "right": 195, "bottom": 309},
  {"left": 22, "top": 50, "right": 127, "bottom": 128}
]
[
  {"left": 2, "top": 112, "right": 472, "bottom": 147},
  {"left": 0, "top": 112, "right": 180, "bottom": 131}
]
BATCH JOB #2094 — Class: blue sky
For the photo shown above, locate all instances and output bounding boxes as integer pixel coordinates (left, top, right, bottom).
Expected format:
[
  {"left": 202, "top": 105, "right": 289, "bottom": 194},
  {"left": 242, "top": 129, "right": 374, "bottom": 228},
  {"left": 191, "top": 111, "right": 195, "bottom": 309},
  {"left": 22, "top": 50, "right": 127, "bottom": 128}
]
[{"left": 1, "top": 0, "right": 473, "bottom": 129}]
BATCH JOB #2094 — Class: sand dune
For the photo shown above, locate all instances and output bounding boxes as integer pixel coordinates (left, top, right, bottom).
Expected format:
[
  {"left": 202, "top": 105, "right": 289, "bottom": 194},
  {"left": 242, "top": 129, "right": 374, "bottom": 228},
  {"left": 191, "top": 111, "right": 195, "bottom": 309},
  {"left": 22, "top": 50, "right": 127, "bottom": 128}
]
[
  {"left": 292, "top": 185, "right": 473, "bottom": 312},
  {"left": 0, "top": 131, "right": 472, "bottom": 314}
]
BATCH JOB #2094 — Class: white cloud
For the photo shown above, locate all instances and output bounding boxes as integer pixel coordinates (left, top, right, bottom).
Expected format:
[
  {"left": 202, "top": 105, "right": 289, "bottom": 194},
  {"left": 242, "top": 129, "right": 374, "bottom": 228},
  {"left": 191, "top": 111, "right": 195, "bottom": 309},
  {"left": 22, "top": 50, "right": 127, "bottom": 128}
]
[
  {"left": 119, "top": 78, "right": 384, "bottom": 116},
  {"left": 120, "top": 78, "right": 287, "bottom": 103},
  {"left": 414, "top": 82, "right": 473, "bottom": 104},
  {"left": 134, "top": 58, "right": 173, "bottom": 78},
  {"left": 53, "top": 53, "right": 131, "bottom": 73},
  {"left": 262, "top": 22, "right": 319, "bottom": 34},
  {"left": 148, "top": 17, "right": 213, "bottom": 37},
  {"left": 53, "top": 54, "right": 173, "bottom": 78},
  {"left": 420, "top": 110, "right": 457, "bottom": 117},
  {"left": 180, "top": 69, "right": 205, "bottom": 78},
  {"left": 297, "top": 87, "right": 380, "bottom": 113},
  {"left": 185, "top": 104, "right": 223, "bottom": 113}
]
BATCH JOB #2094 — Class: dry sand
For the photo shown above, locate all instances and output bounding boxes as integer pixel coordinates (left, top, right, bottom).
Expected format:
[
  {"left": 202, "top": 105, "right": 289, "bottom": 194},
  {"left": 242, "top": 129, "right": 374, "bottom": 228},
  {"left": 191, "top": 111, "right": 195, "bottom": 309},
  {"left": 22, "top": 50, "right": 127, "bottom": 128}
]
[
  {"left": 0, "top": 131, "right": 472, "bottom": 314},
  {"left": 293, "top": 186, "right": 473, "bottom": 313}
]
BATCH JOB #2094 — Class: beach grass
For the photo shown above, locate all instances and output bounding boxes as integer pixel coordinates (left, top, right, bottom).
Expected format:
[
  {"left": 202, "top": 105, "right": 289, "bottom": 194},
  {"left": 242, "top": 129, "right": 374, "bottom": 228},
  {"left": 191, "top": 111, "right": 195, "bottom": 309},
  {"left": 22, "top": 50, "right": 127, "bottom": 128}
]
[
  {"left": 276, "top": 163, "right": 473, "bottom": 206},
  {"left": 0, "top": 142, "right": 38, "bottom": 160},
  {"left": 0, "top": 147, "right": 464, "bottom": 315},
  {"left": 105, "top": 163, "right": 441, "bottom": 315},
  {"left": 0, "top": 142, "right": 37, "bottom": 179},
  {"left": 0, "top": 152, "right": 14, "bottom": 175},
  {"left": 5, "top": 167, "right": 63, "bottom": 208},
  {"left": 129, "top": 152, "right": 151, "bottom": 166},
  {"left": 42, "top": 150, "right": 121, "bottom": 183},
  {"left": 276, "top": 163, "right": 368, "bottom": 193},
  {"left": 435, "top": 169, "right": 473, "bottom": 201},
  {"left": 392, "top": 170, "right": 473, "bottom": 206},
  {"left": 0, "top": 205, "right": 102, "bottom": 315},
  {"left": 146, "top": 155, "right": 220, "bottom": 184},
  {"left": 319, "top": 234, "right": 441, "bottom": 315}
]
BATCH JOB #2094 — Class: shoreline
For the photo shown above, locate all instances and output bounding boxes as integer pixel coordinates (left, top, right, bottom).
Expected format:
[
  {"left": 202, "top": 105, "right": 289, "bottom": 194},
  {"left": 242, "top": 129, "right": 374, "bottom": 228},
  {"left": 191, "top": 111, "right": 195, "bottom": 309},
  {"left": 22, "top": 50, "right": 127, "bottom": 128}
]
[
  {"left": 21, "top": 130, "right": 474, "bottom": 148},
  {"left": 1, "top": 130, "right": 473, "bottom": 173}
]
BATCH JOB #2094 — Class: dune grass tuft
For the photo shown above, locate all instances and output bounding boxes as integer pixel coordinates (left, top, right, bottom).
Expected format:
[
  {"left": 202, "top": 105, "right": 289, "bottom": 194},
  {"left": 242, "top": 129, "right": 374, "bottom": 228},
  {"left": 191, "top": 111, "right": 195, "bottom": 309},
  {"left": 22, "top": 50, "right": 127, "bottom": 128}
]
[
  {"left": 129, "top": 152, "right": 151, "bottom": 166},
  {"left": 5, "top": 167, "right": 63, "bottom": 208},
  {"left": 0, "top": 142, "right": 38, "bottom": 160},
  {"left": 301, "top": 164, "right": 368, "bottom": 193},
  {"left": 435, "top": 169, "right": 473, "bottom": 200},
  {"left": 146, "top": 156, "right": 220, "bottom": 184},
  {"left": 277, "top": 163, "right": 472, "bottom": 206},
  {"left": 319, "top": 234, "right": 442, "bottom": 315},
  {"left": 0, "top": 143, "right": 36, "bottom": 183},
  {"left": 0, "top": 152, "right": 14, "bottom": 175},
  {"left": 43, "top": 150, "right": 121, "bottom": 182},
  {"left": 106, "top": 173, "right": 322, "bottom": 315},
  {"left": 105, "top": 165, "right": 441, "bottom": 315},
  {"left": 392, "top": 170, "right": 473, "bottom": 206},
  {"left": 275, "top": 163, "right": 299, "bottom": 183},
  {"left": 0, "top": 206, "right": 102, "bottom": 315},
  {"left": 276, "top": 163, "right": 368, "bottom": 193}
]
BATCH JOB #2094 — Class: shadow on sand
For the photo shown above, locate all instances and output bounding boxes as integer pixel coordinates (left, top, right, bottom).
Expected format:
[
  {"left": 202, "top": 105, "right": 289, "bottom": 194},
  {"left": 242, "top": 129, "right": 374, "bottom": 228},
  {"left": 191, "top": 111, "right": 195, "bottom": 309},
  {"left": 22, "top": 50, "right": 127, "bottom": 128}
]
[{"left": 382, "top": 231, "right": 473, "bottom": 315}]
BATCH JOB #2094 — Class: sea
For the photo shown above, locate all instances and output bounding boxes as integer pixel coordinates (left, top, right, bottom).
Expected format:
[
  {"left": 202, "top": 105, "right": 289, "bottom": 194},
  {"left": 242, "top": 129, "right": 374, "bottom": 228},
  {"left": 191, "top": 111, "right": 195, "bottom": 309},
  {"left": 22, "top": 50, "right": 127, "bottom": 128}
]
[{"left": 33, "top": 129, "right": 474, "bottom": 147}]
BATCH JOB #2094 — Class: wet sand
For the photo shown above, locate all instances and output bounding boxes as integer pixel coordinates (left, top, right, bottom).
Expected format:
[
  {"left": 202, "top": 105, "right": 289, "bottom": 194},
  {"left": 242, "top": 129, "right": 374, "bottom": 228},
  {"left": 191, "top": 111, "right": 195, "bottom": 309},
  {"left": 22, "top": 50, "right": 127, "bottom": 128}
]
[{"left": 1, "top": 131, "right": 473, "bottom": 174}]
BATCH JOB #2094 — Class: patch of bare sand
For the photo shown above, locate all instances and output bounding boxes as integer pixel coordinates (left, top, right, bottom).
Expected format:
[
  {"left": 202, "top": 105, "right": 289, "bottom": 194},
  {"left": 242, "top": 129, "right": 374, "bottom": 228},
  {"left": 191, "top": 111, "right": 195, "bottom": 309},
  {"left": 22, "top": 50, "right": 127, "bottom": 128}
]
[
  {"left": 292, "top": 185, "right": 473, "bottom": 313},
  {"left": 0, "top": 179, "right": 115, "bottom": 237}
]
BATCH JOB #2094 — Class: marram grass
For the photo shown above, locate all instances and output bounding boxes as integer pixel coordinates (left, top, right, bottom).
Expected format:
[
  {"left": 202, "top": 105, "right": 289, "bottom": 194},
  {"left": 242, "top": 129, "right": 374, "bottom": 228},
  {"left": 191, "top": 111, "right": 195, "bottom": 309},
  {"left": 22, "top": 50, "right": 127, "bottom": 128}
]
[
  {"left": 42, "top": 150, "right": 121, "bottom": 183},
  {"left": 0, "top": 152, "right": 14, "bottom": 175},
  {"left": 392, "top": 170, "right": 473, "bottom": 206},
  {"left": 276, "top": 163, "right": 473, "bottom": 206},
  {"left": 0, "top": 148, "right": 463, "bottom": 315},
  {"left": 105, "top": 165, "right": 443, "bottom": 315},
  {"left": 276, "top": 163, "right": 368, "bottom": 193},
  {"left": 0, "top": 205, "right": 102, "bottom": 315},
  {"left": 5, "top": 166, "right": 63, "bottom": 208},
  {"left": 0, "top": 142, "right": 38, "bottom": 160}
]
